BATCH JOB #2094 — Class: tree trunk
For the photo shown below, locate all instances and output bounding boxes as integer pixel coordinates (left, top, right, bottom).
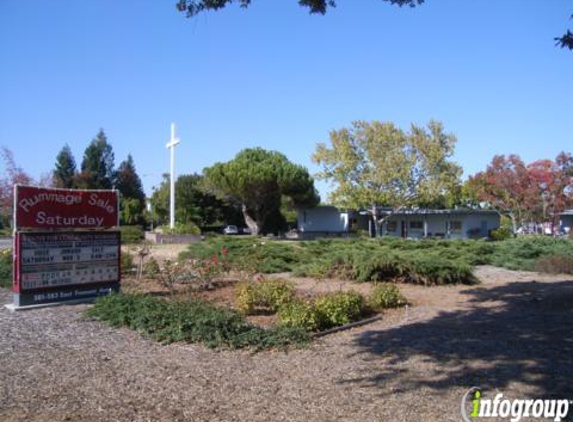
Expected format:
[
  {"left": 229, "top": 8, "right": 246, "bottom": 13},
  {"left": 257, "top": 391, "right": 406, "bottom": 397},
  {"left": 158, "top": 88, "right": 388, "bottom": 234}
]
[
  {"left": 242, "top": 204, "right": 259, "bottom": 235},
  {"left": 509, "top": 213, "right": 517, "bottom": 236},
  {"left": 371, "top": 205, "right": 381, "bottom": 237}
]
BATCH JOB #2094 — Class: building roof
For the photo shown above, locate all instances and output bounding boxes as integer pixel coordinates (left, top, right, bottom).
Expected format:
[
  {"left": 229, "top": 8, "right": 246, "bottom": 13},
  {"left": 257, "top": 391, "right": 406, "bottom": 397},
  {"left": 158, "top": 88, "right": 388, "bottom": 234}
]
[
  {"left": 300, "top": 205, "right": 500, "bottom": 217},
  {"left": 373, "top": 207, "right": 499, "bottom": 217}
]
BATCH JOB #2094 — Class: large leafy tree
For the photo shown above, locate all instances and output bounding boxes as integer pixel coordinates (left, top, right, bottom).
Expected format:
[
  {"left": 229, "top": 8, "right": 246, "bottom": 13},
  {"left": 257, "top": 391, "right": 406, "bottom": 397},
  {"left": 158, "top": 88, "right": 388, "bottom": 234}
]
[
  {"left": 177, "top": 0, "right": 421, "bottom": 15},
  {"left": 77, "top": 129, "right": 115, "bottom": 190},
  {"left": 116, "top": 154, "right": 146, "bottom": 225},
  {"left": 0, "top": 148, "right": 35, "bottom": 229},
  {"left": 150, "top": 174, "right": 170, "bottom": 226},
  {"left": 53, "top": 144, "right": 77, "bottom": 188},
  {"left": 467, "top": 152, "right": 573, "bottom": 234},
  {"left": 177, "top": 1, "right": 572, "bottom": 51},
  {"left": 312, "top": 120, "right": 461, "bottom": 234},
  {"left": 526, "top": 152, "right": 573, "bottom": 228},
  {"left": 149, "top": 173, "right": 240, "bottom": 228},
  {"left": 466, "top": 155, "right": 530, "bottom": 234},
  {"left": 175, "top": 174, "right": 242, "bottom": 228},
  {"left": 204, "top": 148, "right": 320, "bottom": 235}
]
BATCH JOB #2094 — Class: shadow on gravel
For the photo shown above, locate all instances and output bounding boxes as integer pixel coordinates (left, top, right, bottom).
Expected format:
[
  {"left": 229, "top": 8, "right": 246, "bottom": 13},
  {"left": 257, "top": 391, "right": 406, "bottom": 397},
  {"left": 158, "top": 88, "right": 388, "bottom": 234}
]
[{"left": 348, "top": 279, "right": 573, "bottom": 399}]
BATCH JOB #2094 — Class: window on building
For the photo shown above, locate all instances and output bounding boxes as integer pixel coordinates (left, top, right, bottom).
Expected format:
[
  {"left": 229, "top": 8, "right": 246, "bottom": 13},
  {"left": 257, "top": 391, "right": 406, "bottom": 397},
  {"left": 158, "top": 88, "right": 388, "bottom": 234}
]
[
  {"left": 450, "top": 221, "right": 462, "bottom": 232},
  {"left": 386, "top": 221, "right": 397, "bottom": 232},
  {"left": 410, "top": 221, "right": 423, "bottom": 230}
]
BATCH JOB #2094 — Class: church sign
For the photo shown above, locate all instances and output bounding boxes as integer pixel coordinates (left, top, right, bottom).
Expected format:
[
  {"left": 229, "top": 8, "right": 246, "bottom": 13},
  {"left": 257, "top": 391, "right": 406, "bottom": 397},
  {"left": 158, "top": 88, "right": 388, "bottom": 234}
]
[
  {"left": 15, "top": 185, "right": 119, "bottom": 229},
  {"left": 10, "top": 186, "right": 121, "bottom": 309}
]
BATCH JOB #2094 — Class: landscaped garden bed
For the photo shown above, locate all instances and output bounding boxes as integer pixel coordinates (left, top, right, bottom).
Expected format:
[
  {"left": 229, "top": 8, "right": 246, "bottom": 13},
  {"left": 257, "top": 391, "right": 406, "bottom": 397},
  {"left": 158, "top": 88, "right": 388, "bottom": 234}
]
[
  {"left": 88, "top": 249, "right": 409, "bottom": 350},
  {"left": 77, "top": 235, "right": 573, "bottom": 350}
]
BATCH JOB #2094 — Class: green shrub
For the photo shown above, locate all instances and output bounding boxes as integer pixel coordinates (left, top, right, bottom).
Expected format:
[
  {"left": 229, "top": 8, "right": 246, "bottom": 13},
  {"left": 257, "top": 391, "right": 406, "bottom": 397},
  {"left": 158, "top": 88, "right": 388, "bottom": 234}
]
[
  {"left": 534, "top": 255, "right": 573, "bottom": 275},
  {"left": 367, "top": 283, "right": 407, "bottom": 310},
  {"left": 313, "top": 291, "right": 366, "bottom": 329},
  {"left": 157, "top": 222, "right": 200, "bottom": 235},
  {"left": 277, "top": 299, "right": 322, "bottom": 332},
  {"left": 86, "top": 293, "right": 308, "bottom": 349},
  {"left": 0, "top": 248, "right": 12, "bottom": 289},
  {"left": 119, "top": 225, "right": 144, "bottom": 244},
  {"left": 180, "top": 234, "right": 573, "bottom": 283},
  {"left": 490, "top": 237, "right": 573, "bottom": 271},
  {"left": 121, "top": 252, "right": 134, "bottom": 275},
  {"left": 181, "top": 237, "right": 302, "bottom": 274},
  {"left": 144, "top": 257, "right": 160, "bottom": 279},
  {"left": 236, "top": 279, "right": 295, "bottom": 314},
  {"left": 490, "top": 227, "right": 512, "bottom": 241},
  {"left": 407, "top": 254, "right": 478, "bottom": 285}
]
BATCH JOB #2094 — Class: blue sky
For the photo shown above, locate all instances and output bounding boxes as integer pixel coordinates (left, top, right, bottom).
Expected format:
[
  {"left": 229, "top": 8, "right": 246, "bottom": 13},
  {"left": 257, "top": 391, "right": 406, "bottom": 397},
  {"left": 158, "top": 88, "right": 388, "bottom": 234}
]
[{"left": 1, "top": 0, "right": 571, "bottom": 201}]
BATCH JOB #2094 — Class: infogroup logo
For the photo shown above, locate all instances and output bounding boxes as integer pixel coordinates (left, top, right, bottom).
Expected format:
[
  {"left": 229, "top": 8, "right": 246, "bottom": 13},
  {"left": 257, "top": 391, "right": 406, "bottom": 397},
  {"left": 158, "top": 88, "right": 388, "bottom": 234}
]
[{"left": 461, "top": 387, "right": 571, "bottom": 422}]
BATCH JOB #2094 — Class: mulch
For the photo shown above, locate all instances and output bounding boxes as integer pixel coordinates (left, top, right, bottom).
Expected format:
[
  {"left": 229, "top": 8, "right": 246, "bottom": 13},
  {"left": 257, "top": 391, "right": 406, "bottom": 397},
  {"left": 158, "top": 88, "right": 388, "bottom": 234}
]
[{"left": 1, "top": 266, "right": 572, "bottom": 422}]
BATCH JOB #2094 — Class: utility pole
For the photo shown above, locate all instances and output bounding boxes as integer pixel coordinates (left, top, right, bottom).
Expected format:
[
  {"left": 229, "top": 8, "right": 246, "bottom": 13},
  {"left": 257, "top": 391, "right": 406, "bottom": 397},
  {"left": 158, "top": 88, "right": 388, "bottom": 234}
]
[{"left": 166, "top": 122, "right": 180, "bottom": 230}]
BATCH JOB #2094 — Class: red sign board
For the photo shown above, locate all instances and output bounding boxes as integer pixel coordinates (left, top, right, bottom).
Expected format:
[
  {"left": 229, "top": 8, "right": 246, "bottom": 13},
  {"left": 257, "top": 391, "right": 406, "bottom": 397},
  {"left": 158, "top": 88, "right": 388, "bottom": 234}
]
[{"left": 15, "top": 186, "right": 119, "bottom": 230}]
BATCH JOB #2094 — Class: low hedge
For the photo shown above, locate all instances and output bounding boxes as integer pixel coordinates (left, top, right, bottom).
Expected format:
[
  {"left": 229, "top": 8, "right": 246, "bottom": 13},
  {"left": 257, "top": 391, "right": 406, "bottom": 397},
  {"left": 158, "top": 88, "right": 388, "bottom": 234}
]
[
  {"left": 86, "top": 293, "right": 308, "bottom": 350},
  {"left": 119, "top": 225, "right": 144, "bottom": 244},
  {"left": 236, "top": 279, "right": 295, "bottom": 314},
  {"left": 0, "top": 248, "right": 12, "bottom": 289}
]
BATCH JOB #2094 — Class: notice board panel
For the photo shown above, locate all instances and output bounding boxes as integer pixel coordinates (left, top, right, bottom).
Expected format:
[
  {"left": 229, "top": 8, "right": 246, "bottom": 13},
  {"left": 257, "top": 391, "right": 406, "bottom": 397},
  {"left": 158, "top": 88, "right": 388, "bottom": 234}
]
[{"left": 13, "top": 231, "right": 120, "bottom": 306}]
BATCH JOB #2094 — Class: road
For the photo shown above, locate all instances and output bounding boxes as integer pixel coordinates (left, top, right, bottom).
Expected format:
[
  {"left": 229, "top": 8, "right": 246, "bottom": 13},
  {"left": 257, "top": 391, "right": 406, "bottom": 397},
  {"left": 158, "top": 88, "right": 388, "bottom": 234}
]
[{"left": 0, "top": 237, "right": 12, "bottom": 249}]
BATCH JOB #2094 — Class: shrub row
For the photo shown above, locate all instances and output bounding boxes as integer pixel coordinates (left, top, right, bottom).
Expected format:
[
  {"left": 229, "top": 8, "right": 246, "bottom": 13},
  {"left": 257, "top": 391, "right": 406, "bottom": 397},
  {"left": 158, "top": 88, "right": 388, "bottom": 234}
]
[
  {"left": 236, "top": 279, "right": 407, "bottom": 332},
  {"left": 86, "top": 293, "right": 308, "bottom": 350},
  {"left": 119, "top": 225, "right": 144, "bottom": 244},
  {"left": 0, "top": 248, "right": 12, "bottom": 289},
  {"left": 182, "top": 236, "right": 573, "bottom": 283}
]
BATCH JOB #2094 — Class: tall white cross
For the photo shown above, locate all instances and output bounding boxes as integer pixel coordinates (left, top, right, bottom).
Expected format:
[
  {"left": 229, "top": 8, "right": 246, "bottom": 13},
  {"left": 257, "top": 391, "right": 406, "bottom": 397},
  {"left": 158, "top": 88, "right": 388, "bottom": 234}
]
[{"left": 166, "top": 122, "right": 180, "bottom": 230}]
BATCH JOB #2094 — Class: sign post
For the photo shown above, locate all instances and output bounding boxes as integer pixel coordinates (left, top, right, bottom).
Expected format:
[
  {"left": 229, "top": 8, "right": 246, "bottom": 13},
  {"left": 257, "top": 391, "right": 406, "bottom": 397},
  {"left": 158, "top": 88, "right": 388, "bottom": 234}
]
[{"left": 7, "top": 185, "right": 121, "bottom": 310}]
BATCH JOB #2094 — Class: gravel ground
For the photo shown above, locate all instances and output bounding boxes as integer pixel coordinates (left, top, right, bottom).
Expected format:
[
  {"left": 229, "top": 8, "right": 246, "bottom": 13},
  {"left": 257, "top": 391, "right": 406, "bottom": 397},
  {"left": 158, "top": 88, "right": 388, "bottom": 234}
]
[{"left": 1, "top": 266, "right": 572, "bottom": 422}]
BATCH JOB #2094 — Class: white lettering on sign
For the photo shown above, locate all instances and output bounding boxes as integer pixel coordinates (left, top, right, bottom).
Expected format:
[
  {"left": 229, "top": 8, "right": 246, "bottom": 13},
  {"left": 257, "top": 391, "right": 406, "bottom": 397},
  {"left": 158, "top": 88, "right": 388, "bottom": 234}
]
[
  {"left": 35, "top": 211, "right": 104, "bottom": 227},
  {"left": 88, "top": 194, "right": 115, "bottom": 214},
  {"left": 18, "top": 192, "right": 82, "bottom": 212},
  {"left": 19, "top": 232, "right": 120, "bottom": 291}
]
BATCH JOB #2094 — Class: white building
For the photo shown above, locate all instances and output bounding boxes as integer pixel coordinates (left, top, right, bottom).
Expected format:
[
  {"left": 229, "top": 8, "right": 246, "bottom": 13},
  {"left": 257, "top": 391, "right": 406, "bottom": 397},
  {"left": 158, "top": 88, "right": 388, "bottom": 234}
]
[
  {"left": 297, "top": 206, "right": 500, "bottom": 240},
  {"left": 560, "top": 210, "right": 573, "bottom": 235}
]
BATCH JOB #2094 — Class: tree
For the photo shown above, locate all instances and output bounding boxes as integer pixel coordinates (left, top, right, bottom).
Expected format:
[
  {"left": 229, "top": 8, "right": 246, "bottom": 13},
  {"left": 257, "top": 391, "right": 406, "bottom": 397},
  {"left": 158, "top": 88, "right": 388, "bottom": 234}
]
[
  {"left": 177, "top": 0, "right": 421, "bottom": 16},
  {"left": 116, "top": 154, "right": 146, "bottom": 225},
  {"left": 527, "top": 153, "right": 573, "bottom": 229},
  {"left": 204, "top": 148, "right": 320, "bottom": 235},
  {"left": 312, "top": 120, "right": 461, "bottom": 235},
  {"left": 150, "top": 174, "right": 170, "bottom": 226},
  {"left": 177, "top": 1, "right": 571, "bottom": 51},
  {"left": 466, "top": 155, "right": 530, "bottom": 234},
  {"left": 53, "top": 144, "right": 77, "bottom": 188},
  {"left": 78, "top": 129, "right": 115, "bottom": 190},
  {"left": 555, "top": 16, "right": 573, "bottom": 50},
  {"left": 0, "top": 148, "right": 34, "bottom": 229},
  {"left": 175, "top": 174, "right": 240, "bottom": 227},
  {"left": 467, "top": 152, "right": 573, "bottom": 234},
  {"left": 149, "top": 173, "right": 240, "bottom": 228}
]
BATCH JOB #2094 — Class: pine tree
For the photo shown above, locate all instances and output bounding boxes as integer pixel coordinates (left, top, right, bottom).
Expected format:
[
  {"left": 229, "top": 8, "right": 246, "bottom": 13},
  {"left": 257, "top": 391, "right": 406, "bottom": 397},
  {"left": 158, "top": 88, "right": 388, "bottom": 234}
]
[
  {"left": 78, "top": 129, "right": 115, "bottom": 189},
  {"left": 53, "top": 144, "right": 77, "bottom": 188},
  {"left": 116, "top": 154, "right": 146, "bottom": 225},
  {"left": 116, "top": 155, "right": 145, "bottom": 202}
]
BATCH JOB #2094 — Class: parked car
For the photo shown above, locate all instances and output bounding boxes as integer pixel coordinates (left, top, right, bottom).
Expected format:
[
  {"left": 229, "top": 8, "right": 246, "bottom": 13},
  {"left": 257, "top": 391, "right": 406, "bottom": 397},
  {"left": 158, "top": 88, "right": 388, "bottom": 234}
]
[
  {"left": 241, "top": 227, "right": 252, "bottom": 235},
  {"left": 223, "top": 225, "right": 239, "bottom": 235}
]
